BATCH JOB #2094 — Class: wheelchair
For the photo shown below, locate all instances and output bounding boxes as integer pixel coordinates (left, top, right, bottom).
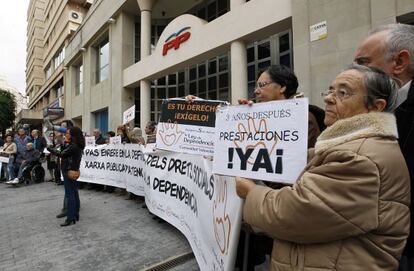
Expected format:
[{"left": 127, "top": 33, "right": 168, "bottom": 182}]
[{"left": 20, "top": 161, "right": 45, "bottom": 184}]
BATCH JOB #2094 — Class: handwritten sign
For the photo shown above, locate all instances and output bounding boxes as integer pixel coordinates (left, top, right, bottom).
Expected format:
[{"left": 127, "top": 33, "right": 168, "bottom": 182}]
[
  {"left": 213, "top": 99, "right": 309, "bottom": 183},
  {"left": 123, "top": 105, "right": 136, "bottom": 125},
  {"left": 85, "top": 136, "right": 96, "bottom": 147}
]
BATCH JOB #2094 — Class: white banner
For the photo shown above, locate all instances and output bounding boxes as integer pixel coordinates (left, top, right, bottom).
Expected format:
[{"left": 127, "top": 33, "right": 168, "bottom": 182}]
[
  {"left": 213, "top": 99, "right": 309, "bottom": 183},
  {"left": 78, "top": 144, "right": 243, "bottom": 270},
  {"left": 78, "top": 144, "right": 146, "bottom": 195},
  {"left": 0, "top": 156, "right": 8, "bottom": 163},
  {"left": 143, "top": 151, "right": 242, "bottom": 271}
]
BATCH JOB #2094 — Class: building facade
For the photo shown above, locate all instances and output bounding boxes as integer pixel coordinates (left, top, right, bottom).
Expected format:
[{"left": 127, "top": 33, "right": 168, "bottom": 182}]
[
  {"left": 22, "top": 0, "right": 92, "bottom": 127},
  {"left": 63, "top": 0, "right": 414, "bottom": 134}
]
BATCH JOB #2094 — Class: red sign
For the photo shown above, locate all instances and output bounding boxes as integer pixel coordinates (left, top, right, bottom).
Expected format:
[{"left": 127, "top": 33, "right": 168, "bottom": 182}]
[{"left": 162, "top": 27, "right": 191, "bottom": 56}]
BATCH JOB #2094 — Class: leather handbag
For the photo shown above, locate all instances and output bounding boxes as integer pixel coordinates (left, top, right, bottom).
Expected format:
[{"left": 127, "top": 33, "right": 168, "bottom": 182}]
[{"left": 68, "top": 170, "right": 80, "bottom": 181}]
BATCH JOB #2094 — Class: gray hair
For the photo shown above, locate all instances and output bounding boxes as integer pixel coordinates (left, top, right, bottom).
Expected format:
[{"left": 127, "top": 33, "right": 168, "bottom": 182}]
[
  {"left": 370, "top": 23, "right": 414, "bottom": 74},
  {"left": 346, "top": 64, "right": 399, "bottom": 112}
]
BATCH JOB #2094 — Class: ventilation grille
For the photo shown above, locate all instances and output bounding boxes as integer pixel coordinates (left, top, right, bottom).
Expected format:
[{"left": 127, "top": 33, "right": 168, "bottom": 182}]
[{"left": 141, "top": 252, "right": 195, "bottom": 271}]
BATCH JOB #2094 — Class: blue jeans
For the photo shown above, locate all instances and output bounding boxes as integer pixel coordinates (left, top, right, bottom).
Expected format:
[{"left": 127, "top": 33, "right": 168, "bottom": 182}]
[
  {"left": 8, "top": 162, "right": 18, "bottom": 180},
  {"left": 62, "top": 171, "right": 80, "bottom": 221}
]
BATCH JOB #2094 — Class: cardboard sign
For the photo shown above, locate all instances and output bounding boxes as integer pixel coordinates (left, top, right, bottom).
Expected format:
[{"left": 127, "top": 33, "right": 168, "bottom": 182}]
[
  {"left": 156, "top": 99, "right": 227, "bottom": 156},
  {"left": 123, "top": 105, "right": 136, "bottom": 125},
  {"left": 213, "top": 99, "right": 309, "bottom": 183}
]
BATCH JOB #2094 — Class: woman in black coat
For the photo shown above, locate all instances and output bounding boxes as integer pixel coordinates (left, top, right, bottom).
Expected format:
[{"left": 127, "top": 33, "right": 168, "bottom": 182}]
[{"left": 48, "top": 127, "right": 85, "bottom": 226}]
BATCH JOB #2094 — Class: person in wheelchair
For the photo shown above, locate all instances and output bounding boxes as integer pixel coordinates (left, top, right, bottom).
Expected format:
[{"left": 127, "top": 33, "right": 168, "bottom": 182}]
[{"left": 7, "top": 143, "right": 44, "bottom": 185}]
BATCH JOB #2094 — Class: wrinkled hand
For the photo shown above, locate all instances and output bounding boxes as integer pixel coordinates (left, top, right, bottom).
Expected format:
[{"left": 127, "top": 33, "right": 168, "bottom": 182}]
[
  {"left": 235, "top": 176, "right": 256, "bottom": 199},
  {"left": 185, "top": 95, "right": 200, "bottom": 103},
  {"left": 238, "top": 99, "right": 254, "bottom": 106},
  {"left": 213, "top": 179, "right": 231, "bottom": 255}
]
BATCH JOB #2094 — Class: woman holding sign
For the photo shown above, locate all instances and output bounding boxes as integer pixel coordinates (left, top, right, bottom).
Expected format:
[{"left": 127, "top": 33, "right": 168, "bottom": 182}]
[
  {"left": 236, "top": 64, "right": 410, "bottom": 270},
  {"left": 48, "top": 127, "right": 85, "bottom": 227}
]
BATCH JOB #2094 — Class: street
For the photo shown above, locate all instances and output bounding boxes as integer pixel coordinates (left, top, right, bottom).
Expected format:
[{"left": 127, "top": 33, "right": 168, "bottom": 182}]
[{"left": 0, "top": 181, "right": 199, "bottom": 271}]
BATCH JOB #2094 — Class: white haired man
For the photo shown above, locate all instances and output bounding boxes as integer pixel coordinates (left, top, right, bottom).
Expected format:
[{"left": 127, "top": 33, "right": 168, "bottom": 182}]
[{"left": 355, "top": 23, "right": 414, "bottom": 270}]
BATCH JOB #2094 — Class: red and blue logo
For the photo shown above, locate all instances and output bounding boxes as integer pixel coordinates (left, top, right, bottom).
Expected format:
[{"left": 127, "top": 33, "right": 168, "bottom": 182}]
[{"left": 162, "top": 27, "right": 191, "bottom": 56}]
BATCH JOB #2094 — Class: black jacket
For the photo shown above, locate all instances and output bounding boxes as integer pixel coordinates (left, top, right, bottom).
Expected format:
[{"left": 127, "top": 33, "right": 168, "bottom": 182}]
[
  {"left": 95, "top": 135, "right": 106, "bottom": 145},
  {"left": 397, "top": 80, "right": 414, "bottom": 256},
  {"left": 48, "top": 143, "right": 82, "bottom": 171},
  {"left": 22, "top": 148, "right": 40, "bottom": 164}
]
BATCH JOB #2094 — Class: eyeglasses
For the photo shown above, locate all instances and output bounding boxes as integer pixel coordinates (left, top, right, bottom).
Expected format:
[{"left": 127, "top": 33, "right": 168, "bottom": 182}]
[
  {"left": 321, "top": 88, "right": 357, "bottom": 101},
  {"left": 255, "top": 81, "right": 275, "bottom": 90}
]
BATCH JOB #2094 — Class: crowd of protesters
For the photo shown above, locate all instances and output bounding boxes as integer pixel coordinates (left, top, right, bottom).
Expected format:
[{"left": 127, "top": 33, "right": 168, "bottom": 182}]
[{"left": 0, "top": 22, "right": 413, "bottom": 270}]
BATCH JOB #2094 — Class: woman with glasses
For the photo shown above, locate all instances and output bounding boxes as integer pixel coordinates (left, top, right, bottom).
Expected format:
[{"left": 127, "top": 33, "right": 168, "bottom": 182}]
[
  {"left": 250, "top": 65, "right": 324, "bottom": 148},
  {"left": 236, "top": 64, "right": 409, "bottom": 271}
]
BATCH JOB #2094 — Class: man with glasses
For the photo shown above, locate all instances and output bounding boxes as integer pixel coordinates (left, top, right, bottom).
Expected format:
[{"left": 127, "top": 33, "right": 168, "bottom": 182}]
[{"left": 355, "top": 24, "right": 414, "bottom": 270}]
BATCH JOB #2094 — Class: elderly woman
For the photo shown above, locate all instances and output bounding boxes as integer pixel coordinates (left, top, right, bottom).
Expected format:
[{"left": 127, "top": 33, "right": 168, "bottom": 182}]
[{"left": 236, "top": 64, "right": 410, "bottom": 270}]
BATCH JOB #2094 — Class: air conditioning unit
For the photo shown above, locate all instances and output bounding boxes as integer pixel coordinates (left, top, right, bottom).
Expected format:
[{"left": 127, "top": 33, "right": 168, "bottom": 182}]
[{"left": 69, "top": 11, "right": 83, "bottom": 24}]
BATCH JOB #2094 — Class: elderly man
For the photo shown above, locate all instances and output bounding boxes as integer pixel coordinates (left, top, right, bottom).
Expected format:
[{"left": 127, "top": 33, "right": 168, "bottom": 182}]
[
  {"left": 236, "top": 64, "right": 410, "bottom": 271},
  {"left": 354, "top": 23, "right": 414, "bottom": 268},
  {"left": 7, "top": 143, "right": 40, "bottom": 184},
  {"left": 31, "top": 129, "right": 47, "bottom": 154},
  {"left": 93, "top": 129, "right": 106, "bottom": 145}
]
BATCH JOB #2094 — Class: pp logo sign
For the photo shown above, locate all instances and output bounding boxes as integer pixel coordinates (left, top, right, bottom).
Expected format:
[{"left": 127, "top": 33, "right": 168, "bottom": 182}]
[{"left": 162, "top": 27, "right": 191, "bottom": 56}]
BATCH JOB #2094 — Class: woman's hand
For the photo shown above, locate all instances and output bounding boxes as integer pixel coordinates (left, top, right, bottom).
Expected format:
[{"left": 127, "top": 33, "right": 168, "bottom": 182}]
[
  {"left": 236, "top": 177, "right": 256, "bottom": 199},
  {"left": 238, "top": 99, "right": 254, "bottom": 106}
]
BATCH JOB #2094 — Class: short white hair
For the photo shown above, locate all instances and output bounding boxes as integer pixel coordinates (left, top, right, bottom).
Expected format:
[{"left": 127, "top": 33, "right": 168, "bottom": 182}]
[{"left": 370, "top": 24, "right": 414, "bottom": 75}]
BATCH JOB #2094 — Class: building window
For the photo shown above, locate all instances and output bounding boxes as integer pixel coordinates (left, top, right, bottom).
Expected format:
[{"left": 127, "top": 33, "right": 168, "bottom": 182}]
[
  {"left": 94, "top": 109, "right": 108, "bottom": 134},
  {"left": 246, "top": 30, "right": 292, "bottom": 100},
  {"left": 192, "top": 0, "right": 230, "bottom": 22},
  {"left": 45, "top": 64, "right": 52, "bottom": 80},
  {"left": 75, "top": 64, "right": 83, "bottom": 95},
  {"left": 97, "top": 39, "right": 109, "bottom": 82},
  {"left": 148, "top": 53, "right": 230, "bottom": 122},
  {"left": 54, "top": 47, "right": 65, "bottom": 70}
]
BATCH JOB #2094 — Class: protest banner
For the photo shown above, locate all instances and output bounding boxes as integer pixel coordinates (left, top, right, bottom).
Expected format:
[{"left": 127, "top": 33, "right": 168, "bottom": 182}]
[
  {"left": 123, "top": 105, "right": 136, "bottom": 124},
  {"left": 109, "top": 135, "right": 121, "bottom": 144},
  {"left": 85, "top": 136, "right": 95, "bottom": 146},
  {"left": 78, "top": 144, "right": 243, "bottom": 270},
  {"left": 143, "top": 150, "right": 243, "bottom": 271},
  {"left": 78, "top": 144, "right": 146, "bottom": 195},
  {"left": 156, "top": 99, "right": 226, "bottom": 156},
  {"left": 213, "top": 98, "right": 309, "bottom": 183}
]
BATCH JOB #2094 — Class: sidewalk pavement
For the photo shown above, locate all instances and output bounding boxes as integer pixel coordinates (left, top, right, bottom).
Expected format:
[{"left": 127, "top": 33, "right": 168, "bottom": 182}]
[{"left": 0, "top": 181, "right": 199, "bottom": 271}]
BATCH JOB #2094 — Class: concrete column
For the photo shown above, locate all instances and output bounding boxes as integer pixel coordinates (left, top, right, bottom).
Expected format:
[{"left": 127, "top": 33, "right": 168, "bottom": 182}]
[
  {"left": 230, "top": 0, "right": 246, "bottom": 10},
  {"left": 230, "top": 40, "right": 248, "bottom": 104},
  {"left": 137, "top": 0, "right": 156, "bottom": 128},
  {"left": 110, "top": 12, "right": 135, "bottom": 130}
]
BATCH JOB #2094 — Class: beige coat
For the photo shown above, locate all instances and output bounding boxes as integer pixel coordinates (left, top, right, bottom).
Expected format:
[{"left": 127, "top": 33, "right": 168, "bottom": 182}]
[{"left": 244, "top": 112, "right": 410, "bottom": 271}]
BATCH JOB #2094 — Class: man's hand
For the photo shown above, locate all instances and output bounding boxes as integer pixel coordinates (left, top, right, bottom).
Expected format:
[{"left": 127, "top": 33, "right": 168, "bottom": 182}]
[{"left": 235, "top": 177, "right": 256, "bottom": 199}]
